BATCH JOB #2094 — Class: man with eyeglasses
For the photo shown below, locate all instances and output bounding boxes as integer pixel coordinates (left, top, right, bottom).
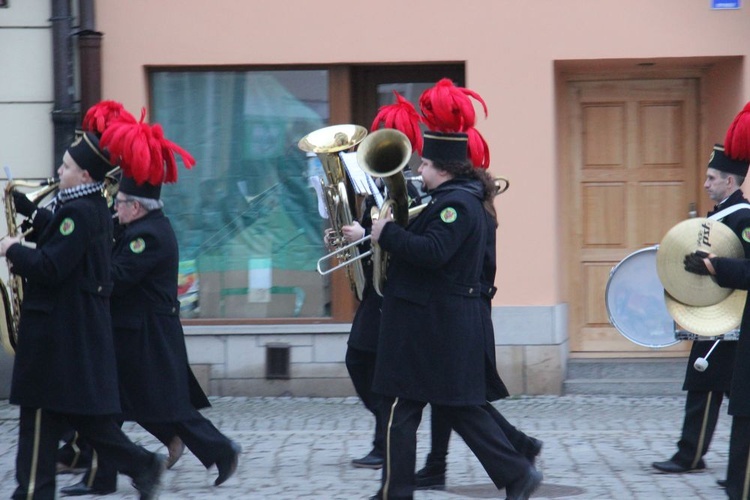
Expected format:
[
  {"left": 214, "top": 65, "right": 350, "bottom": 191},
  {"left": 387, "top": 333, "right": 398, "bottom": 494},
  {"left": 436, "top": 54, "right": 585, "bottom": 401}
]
[{"left": 60, "top": 167, "right": 241, "bottom": 495}]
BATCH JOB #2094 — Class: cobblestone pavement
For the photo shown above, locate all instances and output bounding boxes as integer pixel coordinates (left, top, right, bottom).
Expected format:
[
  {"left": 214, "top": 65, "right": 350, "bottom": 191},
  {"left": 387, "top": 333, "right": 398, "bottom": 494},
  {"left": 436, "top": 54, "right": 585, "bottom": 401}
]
[{"left": 0, "top": 395, "right": 732, "bottom": 499}]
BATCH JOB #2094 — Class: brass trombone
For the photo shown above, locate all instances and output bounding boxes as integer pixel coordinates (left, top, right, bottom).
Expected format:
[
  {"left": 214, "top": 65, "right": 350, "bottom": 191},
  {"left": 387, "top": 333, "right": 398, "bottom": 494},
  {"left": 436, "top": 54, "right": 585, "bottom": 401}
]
[{"left": 317, "top": 170, "right": 511, "bottom": 297}]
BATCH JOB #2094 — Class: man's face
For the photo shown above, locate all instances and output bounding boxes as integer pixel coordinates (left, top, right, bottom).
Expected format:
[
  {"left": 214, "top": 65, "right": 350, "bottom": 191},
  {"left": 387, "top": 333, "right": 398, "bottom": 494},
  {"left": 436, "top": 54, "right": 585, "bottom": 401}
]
[
  {"left": 704, "top": 167, "right": 732, "bottom": 203},
  {"left": 114, "top": 194, "right": 139, "bottom": 225},
  {"left": 417, "top": 158, "right": 447, "bottom": 191},
  {"left": 57, "top": 152, "right": 87, "bottom": 191}
]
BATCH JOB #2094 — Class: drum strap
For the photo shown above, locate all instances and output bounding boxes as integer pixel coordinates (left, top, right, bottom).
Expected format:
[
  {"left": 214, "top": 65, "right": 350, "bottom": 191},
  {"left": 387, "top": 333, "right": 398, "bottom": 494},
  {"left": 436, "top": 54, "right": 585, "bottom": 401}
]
[{"left": 708, "top": 203, "right": 750, "bottom": 221}]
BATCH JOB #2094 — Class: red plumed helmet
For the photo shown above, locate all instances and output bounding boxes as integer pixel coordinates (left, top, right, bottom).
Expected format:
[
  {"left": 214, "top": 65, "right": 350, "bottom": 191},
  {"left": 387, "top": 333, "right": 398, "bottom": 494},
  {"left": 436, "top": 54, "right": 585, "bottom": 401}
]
[
  {"left": 82, "top": 100, "right": 136, "bottom": 136},
  {"left": 419, "top": 78, "right": 488, "bottom": 133},
  {"left": 371, "top": 91, "right": 424, "bottom": 154},
  {"left": 466, "top": 127, "right": 490, "bottom": 169},
  {"left": 725, "top": 101, "right": 750, "bottom": 161},
  {"left": 100, "top": 108, "right": 195, "bottom": 186}
]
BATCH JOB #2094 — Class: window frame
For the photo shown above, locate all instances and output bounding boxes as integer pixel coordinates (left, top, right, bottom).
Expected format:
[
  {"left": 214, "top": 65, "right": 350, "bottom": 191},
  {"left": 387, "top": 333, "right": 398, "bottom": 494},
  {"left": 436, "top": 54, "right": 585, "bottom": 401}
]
[{"left": 146, "top": 62, "right": 464, "bottom": 326}]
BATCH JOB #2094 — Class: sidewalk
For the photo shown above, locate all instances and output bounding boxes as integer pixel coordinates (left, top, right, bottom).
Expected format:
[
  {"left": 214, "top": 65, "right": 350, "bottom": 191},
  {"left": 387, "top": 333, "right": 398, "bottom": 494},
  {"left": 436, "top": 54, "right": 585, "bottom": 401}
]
[{"left": 0, "top": 395, "right": 731, "bottom": 499}]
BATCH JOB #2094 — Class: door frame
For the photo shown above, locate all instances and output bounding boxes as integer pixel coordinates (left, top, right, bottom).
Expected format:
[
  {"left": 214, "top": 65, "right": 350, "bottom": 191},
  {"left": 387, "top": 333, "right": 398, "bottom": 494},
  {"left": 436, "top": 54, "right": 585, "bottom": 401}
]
[{"left": 559, "top": 67, "right": 709, "bottom": 359}]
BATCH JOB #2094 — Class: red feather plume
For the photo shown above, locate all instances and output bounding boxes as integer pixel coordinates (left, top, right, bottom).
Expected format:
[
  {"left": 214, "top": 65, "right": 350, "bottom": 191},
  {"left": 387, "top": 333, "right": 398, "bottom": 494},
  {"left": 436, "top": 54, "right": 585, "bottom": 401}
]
[
  {"left": 82, "top": 100, "right": 136, "bottom": 136},
  {"left": 466, "top": 127, "right": 490, "bottom": 169},
  {"left": 725, "top": 101, "right": 750, "bottom": 161},
  {"left": 371, "top": 91, "right": 424, "bottom": 154},
  {"left": 419, "top": 78, "right": 488, "bottom": 133},
  {"left": 100, "top": 108, "right": 195, "bottom": 185}
]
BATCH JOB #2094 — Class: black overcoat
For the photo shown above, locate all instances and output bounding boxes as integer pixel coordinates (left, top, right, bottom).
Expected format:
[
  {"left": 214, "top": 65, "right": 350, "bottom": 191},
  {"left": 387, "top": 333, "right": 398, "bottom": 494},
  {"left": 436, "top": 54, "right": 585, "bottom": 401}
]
[
  {"left": 372, "top": 178, "right": 488, "bottom": 406},
  {"left": 683, "top": 190, "right": 750, "bottom": 392},
  {"left": 481, "top": 209, "right": 509, "bottom": 401},
  {"left": 711, "top": 256, "right": 750, "bottom": 416},
  {"left": 111, "top": 210, "right": 209, "bottom": 422},
  {"left": 8, "top": 193, "right": 120, "bottom": 415},
  {"left": 347, "top": 197, "right": 382, "bottom": 353}
]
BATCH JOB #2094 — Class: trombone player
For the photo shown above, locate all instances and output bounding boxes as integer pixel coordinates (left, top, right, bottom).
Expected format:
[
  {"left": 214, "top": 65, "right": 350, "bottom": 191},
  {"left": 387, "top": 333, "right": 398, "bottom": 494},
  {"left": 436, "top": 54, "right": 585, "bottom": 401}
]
[{"left": 337, "top": 174, "right": 422, "bottom": 470}]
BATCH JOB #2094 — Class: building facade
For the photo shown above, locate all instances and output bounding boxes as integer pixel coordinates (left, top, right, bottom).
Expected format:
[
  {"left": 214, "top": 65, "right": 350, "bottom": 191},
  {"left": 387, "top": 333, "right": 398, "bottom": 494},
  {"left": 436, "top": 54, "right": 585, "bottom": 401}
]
[{"left": 1, "top": 0, "right": 749, "bottom": 397}]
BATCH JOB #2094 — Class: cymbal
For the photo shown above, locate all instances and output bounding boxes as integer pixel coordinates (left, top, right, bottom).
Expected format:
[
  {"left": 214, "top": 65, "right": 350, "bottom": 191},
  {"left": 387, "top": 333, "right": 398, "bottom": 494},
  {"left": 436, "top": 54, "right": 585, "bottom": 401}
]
[
  {"left": 664, "top": 289, "right": 746, "bottom": 337},
  {"left": 656, "top": 218, "right": 743, "bottom": 307}
]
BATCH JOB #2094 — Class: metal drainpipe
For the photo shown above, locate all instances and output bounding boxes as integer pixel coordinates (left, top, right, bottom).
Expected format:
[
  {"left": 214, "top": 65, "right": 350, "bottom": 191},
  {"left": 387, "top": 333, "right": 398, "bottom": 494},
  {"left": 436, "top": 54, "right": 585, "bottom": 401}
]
[
  {"left": 50, "top": 0, "right": 77, "bottom": 173},
  {"left": 76, "top": 0, "right": 102, "bottom": 115}
]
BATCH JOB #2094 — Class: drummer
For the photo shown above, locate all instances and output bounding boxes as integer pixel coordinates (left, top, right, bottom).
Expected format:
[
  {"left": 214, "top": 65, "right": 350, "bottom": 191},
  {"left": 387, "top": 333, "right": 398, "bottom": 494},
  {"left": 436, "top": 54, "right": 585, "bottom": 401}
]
[{"left": 653, "top": 144, "right": 750, "bottom": 485}]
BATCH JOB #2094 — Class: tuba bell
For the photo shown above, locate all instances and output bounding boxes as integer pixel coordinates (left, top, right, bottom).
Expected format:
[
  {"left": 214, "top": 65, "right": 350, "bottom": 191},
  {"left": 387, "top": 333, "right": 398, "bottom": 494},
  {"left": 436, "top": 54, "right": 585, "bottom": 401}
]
[
  {"left": 299, "top": 124, "right": 369, "bottom": 301},
  {"left": 356, "top": 128, "right": 413, "bottom": 296},
  {"left": 0, "top": 178, "right": 59, "bottom": 354}
]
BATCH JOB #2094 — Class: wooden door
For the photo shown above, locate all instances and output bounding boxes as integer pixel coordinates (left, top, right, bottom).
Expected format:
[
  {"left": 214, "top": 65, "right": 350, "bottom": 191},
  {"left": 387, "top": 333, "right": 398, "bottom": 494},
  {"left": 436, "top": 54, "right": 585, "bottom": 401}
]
[{"left": 568, "top": 79, "right": 699, "bottom": 356}]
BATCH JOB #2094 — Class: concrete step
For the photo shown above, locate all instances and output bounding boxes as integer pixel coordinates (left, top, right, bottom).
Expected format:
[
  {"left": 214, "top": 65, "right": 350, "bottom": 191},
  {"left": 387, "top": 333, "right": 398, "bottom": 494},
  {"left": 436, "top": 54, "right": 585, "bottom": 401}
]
[{"left": 564, "top": 358, "right": 687, "bottom": 396}]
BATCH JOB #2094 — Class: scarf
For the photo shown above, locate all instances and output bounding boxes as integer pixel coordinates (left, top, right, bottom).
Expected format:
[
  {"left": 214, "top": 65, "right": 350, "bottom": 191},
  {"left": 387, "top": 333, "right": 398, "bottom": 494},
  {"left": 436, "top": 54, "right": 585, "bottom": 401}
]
[{"left": 49, "top": 182, "right": 105, "bottom": 213}]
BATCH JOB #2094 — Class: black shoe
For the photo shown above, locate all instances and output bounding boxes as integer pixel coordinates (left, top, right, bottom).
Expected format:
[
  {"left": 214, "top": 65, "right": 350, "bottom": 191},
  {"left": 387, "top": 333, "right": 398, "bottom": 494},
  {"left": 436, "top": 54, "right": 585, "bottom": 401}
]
[
  {"left": 132, "top": 453, "right": 166, "bottom": 500},
  {"left": 717, "top": 479, "right": 727, "bottom": 488},
  {"left": 505, "top": 467, "right": 543, "bottom": 500},
  {"left": 651, "top": 459, "right": 706, "bottom": 473},
  {"left": 215, "top": 441, "right": 241, "bottom": 486},
  {"left": 415, "top": 463, "right": 446, "bottom": 491},
  {"left": 351, "top": 449, "right": 384, "bottom": 469},
  {"left": 60, "top": 480, "right": 116, "bottom": 496},
  {"left": 524, "top": 438, "right": 543, "bottom": 465}
]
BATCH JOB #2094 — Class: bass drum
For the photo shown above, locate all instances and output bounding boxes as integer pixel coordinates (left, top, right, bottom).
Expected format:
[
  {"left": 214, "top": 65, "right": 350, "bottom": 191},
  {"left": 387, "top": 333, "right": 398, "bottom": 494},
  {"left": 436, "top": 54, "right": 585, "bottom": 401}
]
[{"left": 605, "top": 246, "right": 679, "bottom": 348}]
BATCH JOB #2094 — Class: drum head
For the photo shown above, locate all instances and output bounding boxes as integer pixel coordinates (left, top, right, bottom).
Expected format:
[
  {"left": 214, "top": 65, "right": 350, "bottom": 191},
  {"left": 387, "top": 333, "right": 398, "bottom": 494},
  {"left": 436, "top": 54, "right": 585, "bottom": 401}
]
[{"left": 605, "top": 246, "right": 679, "bottom": 348}]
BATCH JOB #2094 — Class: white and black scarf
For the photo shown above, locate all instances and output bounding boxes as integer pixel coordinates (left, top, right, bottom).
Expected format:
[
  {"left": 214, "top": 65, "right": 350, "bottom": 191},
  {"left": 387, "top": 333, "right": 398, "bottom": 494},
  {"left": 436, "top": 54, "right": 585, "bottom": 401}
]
[{"left": 48, "top": 182, "right": 105, "bottom": 213}]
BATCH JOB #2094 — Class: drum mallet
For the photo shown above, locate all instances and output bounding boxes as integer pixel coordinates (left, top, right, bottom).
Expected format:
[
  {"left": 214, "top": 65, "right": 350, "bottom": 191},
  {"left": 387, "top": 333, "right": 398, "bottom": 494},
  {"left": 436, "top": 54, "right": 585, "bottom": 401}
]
[{"left": 694, "top": 339, "right": 721, "bottom": 372}]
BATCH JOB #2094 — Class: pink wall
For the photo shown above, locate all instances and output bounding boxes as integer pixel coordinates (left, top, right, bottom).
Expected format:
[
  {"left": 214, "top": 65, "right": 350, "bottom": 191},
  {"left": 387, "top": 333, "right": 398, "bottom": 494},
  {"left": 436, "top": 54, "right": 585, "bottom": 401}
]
[{"left": 97, "top": 0, "right": 750, "bottom": 306}]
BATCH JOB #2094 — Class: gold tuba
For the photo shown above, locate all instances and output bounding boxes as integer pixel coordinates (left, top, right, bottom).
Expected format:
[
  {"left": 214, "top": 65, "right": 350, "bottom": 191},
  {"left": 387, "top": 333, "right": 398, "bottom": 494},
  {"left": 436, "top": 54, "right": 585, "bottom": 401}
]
[
  {"left": 0, "top": 179, "right": 58, "bottom": 354},
  {"left": 299, "top": 124, "right": 369, "bottom": 301},
  {"left": 356, "top": 129, "right": 413, "bottom": 296}
]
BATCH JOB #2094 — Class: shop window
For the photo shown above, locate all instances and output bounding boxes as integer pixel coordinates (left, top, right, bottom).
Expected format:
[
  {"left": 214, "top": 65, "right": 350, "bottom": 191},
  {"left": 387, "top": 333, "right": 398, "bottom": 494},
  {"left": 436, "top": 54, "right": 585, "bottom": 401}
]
[{"left": 151, "top": 70, "right": 330, "bottom": 320}]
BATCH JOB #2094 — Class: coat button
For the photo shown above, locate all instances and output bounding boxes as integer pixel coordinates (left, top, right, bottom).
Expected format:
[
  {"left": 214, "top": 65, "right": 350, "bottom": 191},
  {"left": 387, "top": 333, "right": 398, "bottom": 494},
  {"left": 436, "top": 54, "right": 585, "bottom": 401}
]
[
  {"left": 469, "top": 287, "right": 474, "bottom": 294},
  {"left": 97, "top": 286, "right": 102, "bottom": 292}
]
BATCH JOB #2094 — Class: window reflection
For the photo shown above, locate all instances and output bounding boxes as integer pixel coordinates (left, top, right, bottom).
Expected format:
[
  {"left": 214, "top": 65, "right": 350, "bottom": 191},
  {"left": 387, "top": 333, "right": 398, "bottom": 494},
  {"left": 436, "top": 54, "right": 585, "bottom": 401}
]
[{"left": 151, "top": 70, "right": 330, "bottom": 319}]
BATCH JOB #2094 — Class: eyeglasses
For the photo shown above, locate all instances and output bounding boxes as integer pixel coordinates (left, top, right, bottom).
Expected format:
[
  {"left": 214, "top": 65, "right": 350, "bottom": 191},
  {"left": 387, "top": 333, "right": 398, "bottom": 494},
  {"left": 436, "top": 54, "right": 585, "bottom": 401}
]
[{"left": 114, "top": 198, "right": 135, "bottom": 207}]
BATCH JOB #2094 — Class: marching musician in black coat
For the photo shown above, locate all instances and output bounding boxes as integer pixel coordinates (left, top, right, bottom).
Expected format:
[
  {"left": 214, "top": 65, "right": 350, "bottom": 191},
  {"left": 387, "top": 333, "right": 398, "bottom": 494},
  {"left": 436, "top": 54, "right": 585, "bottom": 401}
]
[
  {"left": 0, "top": 133, "right": 165, "bottom": 500},
  {"left": 653, "top": 145, "right": 750, "bottom": 477},
  {"left": 415, "top": 184, "right": 542, "bottom": 490},
  {"left": 370, "top": 131, "right": 542, "bottom": 500},
  {"left": 60, "top": 171, "right": 241, "bottom": 496},
  {"left": 342, "top": 180, "right": 422, "bottom": 470},
  {"left": 683, "top": 135, "right": 750, "bottom": 498},
  {"left": 340, "top": 194, "right": 387, "bottom": 470}
]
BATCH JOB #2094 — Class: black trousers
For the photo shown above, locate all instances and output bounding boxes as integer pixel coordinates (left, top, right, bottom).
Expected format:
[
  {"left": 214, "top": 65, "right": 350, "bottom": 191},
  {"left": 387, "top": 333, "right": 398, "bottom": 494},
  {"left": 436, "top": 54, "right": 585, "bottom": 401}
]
[
  {"left": 13, "top": 406, "right": 154, "bottom": 500},
  {"left": 345, "top": 346, "right": 385, "bottom": 456},
  {"left": 57, "top": 429, "right": 94, "bottom": 469},
  {"left": 425, "top": 401, "right": 536, "bottom": 465},
  {"left": 671, "top": 390, "right": 725, "bottom": 468},
  {"left": 84, "top": 411, "right": 234, "bottom": 490},
  {"left": 727, "top": 415, "right": 750, "bottom": 500},
  {"left": 378, "top": 397, "right": 529, "bottom": 500}
]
